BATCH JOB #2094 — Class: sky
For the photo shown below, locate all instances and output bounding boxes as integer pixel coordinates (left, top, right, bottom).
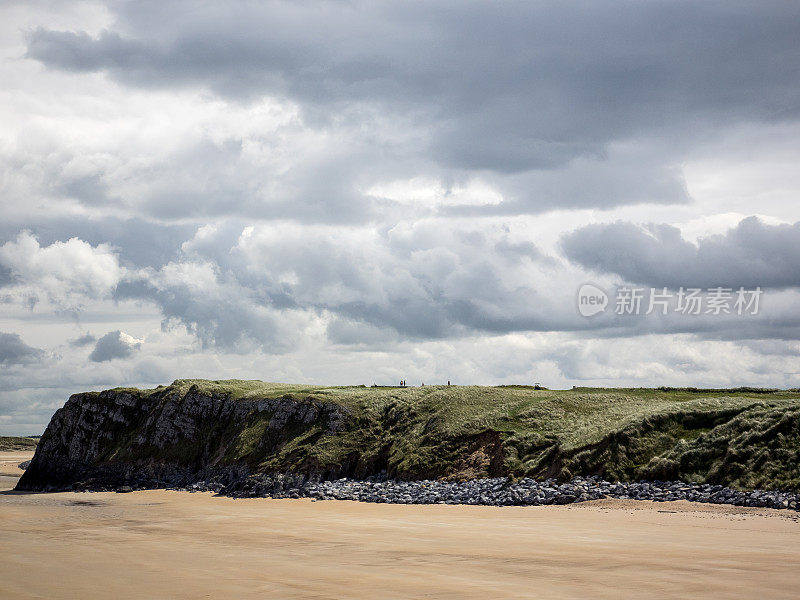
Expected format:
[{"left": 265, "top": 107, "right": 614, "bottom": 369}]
[{"left": 2, "top": 0, "right": 800, "bottom": 434}]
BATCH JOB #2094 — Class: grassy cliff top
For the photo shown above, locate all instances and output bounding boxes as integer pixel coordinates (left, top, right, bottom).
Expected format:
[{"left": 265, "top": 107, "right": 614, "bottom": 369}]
[
  {"left": 122, "top": 379, "right": 800, "bottom": 450},
  {"left": 69, "top": 380, "right": 800, "bottom": 490}
]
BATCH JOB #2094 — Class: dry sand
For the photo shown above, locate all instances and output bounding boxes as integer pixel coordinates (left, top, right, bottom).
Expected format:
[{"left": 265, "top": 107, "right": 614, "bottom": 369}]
[
  {"left": 0, "top": 450, "right": 33, "bottom": 477},
  {"left": 2, "top": 450, "right": 800, "bottom": 599}
]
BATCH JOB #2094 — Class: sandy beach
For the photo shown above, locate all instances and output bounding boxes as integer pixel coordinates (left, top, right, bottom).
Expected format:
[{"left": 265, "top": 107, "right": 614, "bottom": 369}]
[
  {"left": 0, "top": 451, "right": 33, "bottom": 477},
  {"left": 2, "top": 451, "right": 800, "bottom": 599}
]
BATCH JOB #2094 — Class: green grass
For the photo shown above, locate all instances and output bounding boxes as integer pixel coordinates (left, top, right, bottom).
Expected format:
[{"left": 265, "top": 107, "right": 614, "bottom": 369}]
[
  {"left": 71, "top": 380, "right": 800, "bottom": 491},
  {"left": 0, "top": 436, "right": 38, "bottom": 451}
]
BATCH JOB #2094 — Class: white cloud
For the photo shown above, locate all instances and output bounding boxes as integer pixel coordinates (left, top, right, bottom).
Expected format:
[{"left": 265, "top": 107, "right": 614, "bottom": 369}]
[
  {"left": 0, "top": 231, "right": 123, "bottom": 304},
  {"left": 365, "top": 177, "right": 503, "bottom": 207},
  {"left": 1, "top": 1, "right": 800, "bottom": 434},
  {"left": 89, "top": 330, "right": 142, "bottom": 362}
]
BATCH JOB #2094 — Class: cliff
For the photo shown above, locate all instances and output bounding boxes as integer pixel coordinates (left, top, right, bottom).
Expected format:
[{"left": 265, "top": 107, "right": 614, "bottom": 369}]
[
  {"left": 17, "top": 380, "right": 353, "bottom": 491},
  {"left": 16, "top": 380, "right": 800, "bottom": 493}
]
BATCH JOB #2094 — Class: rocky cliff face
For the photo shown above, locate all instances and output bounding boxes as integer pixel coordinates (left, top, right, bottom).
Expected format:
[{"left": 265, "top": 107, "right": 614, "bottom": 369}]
[
  {"left": 18, "top": 381, "right": 800, "bottom": 494},
  {"left": 17, "top": 381, "right": 353, "bottom": 491}
]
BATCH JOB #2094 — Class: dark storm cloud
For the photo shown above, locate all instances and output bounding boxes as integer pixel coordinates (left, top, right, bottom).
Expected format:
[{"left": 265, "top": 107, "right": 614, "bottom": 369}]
[
  {"left": 89, "top": 330, "right": 141, "bottom": 362},
  {"left": 25, "top": 1, "right": 800, "bottom": 213},
  {"left": 562, "top": 217, "right": 800, "bottom": 289},
  {"left": 0, "top": 332, "right": 44, "bottom": 365}
]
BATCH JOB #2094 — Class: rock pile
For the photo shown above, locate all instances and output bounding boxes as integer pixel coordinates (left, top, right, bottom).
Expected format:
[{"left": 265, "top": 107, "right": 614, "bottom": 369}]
[{"left": 176, "top": 474, "right": 800, "bottom": 511}]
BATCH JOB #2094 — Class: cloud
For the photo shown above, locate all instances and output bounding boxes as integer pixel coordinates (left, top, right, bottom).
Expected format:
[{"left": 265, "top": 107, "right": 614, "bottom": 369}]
[
  {"left": 0, "top": 232, "right": 123, "bottom": 304},
  {"left": 68, "top": 332, "right": 96, "bottom": 347},
  {"left": 3, "top": 1, "right": 800, "bottom": 435},
  {"left": 562, "top": 216, "right": 800, "bottom": 289},
  {"left": 542, "top": 333, "right": 800, "bottom": 388},
  {"left": 0, "top": 332, "right": 44, "bottom": 365},
  {"left": 0, "top": 86, "right": 385, "bottom": 223},
  {"left": 27, "top": 3, "right": 800, "bottom": 136},
  {"left": 89, "top": 330, "right": 142, "bottom": 362},
  {"left": 229, "top": 220, "right": 569, "bottom": 338},
  {"left": 118, "top": 219, "right": 586, "bottom": 348},
  {"left": 0, "top": 263, "right": 13, "bottom": 287},
  {"left": 108, "top": 218, "right": 800, "bottom": 350},
  {"left": 105, "top": 219, "right": 576, "bottom": 350},
  {"left": 114, "top": 260, "right": 301, "bottom": 352},
  {"left": 0, "top": 217, "right": 195, "bottom": 270},
  {"left": 21, "top": 2, "right": 800, "bottom": 216}
]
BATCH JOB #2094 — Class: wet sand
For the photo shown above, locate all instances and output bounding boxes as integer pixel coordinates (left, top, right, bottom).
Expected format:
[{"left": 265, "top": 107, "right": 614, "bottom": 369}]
[{"left": 2, "top": 451, "right": 800, "bottom": 599}]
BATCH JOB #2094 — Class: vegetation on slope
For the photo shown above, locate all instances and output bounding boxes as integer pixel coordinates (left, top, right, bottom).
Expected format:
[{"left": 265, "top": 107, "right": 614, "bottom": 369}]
[
  {"left": 0, "top": 436, "right": 38, "bottom": 451},
  {"left": 81, "top": 380, "right": 800, "bottom": 491}
]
